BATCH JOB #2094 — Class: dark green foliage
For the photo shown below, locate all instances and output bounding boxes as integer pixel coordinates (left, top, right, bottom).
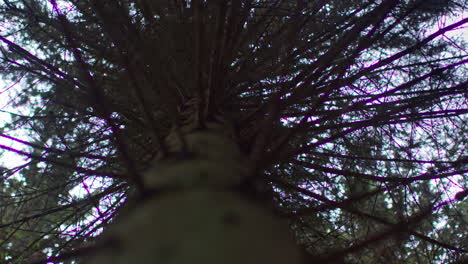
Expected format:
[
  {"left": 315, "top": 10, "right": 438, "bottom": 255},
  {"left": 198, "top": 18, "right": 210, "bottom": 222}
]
[{"left": 0, "top": 0, "right": 466, "bottom": 263}]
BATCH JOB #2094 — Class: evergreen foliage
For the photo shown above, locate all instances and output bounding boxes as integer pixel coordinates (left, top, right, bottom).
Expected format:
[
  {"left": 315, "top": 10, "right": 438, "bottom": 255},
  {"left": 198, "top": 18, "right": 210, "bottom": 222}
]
[{"left": 0, "top": 0, "right": 466, "bottom": 263}]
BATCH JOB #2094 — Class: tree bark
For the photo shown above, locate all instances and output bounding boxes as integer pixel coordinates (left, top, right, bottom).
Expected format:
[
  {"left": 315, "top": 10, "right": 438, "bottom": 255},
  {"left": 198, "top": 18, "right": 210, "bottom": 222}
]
[{"left": 83, "top": 129, "right": 304, "bottom": 264}]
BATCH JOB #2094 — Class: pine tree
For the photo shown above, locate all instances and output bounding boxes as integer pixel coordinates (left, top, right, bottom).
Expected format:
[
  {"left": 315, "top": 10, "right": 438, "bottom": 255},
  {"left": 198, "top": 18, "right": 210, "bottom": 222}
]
[{"left": 0, "top": 0, "right": 466, "bottom": 263}]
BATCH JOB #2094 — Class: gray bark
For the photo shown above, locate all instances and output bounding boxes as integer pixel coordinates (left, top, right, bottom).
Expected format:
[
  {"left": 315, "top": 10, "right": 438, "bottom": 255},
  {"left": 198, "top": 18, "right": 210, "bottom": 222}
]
[{"left": 83, "top": 130, "right": 304, "bottom": 263}]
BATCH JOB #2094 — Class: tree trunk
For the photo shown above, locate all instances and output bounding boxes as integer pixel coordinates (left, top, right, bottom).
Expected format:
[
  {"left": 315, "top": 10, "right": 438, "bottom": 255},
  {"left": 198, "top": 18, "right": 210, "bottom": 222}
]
[{"left": 84, "top": 127, "right": 304, "bottom": 264}]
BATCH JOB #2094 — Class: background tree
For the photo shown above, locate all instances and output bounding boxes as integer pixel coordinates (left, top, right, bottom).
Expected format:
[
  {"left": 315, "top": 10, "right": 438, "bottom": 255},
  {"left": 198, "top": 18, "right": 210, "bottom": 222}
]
[{"left": 0, "top": 0, "right": 466, "bottom": 263}]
